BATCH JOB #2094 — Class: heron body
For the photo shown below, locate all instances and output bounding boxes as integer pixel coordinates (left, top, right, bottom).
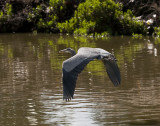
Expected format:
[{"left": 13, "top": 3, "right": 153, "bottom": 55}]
[{"left": 60, "top": 47, "right": 121, "bottom": 101}]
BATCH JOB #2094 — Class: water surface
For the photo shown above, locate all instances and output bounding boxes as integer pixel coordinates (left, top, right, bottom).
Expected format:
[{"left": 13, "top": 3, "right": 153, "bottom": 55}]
[{"left": 0, "top": 34, "right": 160, "bottom": 126}]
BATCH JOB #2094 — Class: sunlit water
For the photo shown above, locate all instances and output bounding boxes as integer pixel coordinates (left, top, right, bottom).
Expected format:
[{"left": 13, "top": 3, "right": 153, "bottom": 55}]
[{"left": 0, "top": 34, "right": 160, "bottom": 126}]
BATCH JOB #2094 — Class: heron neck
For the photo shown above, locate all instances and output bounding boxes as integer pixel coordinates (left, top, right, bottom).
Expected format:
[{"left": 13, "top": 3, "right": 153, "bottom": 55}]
[{"left": 71, "top": 50, "right": 76, "bottom": 56}]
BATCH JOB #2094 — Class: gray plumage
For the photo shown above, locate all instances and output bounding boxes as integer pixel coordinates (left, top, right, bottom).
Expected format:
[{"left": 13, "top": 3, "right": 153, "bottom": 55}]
[{"left": 60, "top": 47, "right": 121, "bottom": 101}]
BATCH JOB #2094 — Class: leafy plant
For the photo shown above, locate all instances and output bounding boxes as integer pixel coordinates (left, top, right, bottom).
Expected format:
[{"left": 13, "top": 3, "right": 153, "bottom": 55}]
[
  {"left": 132, "top": 33, "right": 143, "bottom": 39},
  {"left": 27, "top": 0, "right": 65, "bottom": 32},
  {"left": 6, "top": 3, "right": 12, "bottom": 16},
  {"left": 27, "top": 5, "right": 43, "bottom": 22},
  {"left": 0, "top": 3, "right": 12, "bottom": 22},
  {"left": 57, "top": 0, "right": 147, "bottom": 37},
  {"left": 153, "top": 27, "right": 160, "bottom": 38},
  {"left": 0, "top": 11, "right": 3, "bottom": 20}
]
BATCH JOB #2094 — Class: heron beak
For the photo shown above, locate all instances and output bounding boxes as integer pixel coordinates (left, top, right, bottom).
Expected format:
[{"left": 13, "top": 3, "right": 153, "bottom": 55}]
[{"left": 59, "top": 49, "right": 68, "bottom": 53}]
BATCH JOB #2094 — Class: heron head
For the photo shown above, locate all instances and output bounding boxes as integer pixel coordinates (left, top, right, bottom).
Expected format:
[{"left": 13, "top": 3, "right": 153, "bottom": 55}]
[{"left": 59, "top": 48, "right": 76, "bottom": 56}]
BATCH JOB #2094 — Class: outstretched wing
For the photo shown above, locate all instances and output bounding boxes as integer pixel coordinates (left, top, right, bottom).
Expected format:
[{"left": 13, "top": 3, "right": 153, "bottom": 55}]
[
  {"left": 103, "top": 55, "right": 121, "bottom": 86},
  {"left": 62, "top": 54, "right": 94, "bottom": 101},
  {"left": 62, "top": 47, "right": 121, "bottom": 101}
]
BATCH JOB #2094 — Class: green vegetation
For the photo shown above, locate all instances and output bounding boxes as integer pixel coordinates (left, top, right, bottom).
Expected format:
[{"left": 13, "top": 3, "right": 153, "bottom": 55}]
[
  {"left": 27, "top": 0, "right": 68, "bottom": 32},
  {"left": 153, "top": 27, "right": 160, "bottom": 38},
  {"left": 0, "top": 3, "right": 12, "bottom": 22},
  {"left": 0, "top": 3, "right": 12, "bottom": 32},
  {"left": 132, "top": 33, "right": 143, "bottom": 39},
  {"left": 0, "top": 11, "right": 3, "bottom": 19},
  {"left": 57, "top": 0, "right": 147, "bottom": 36},
  {"left": 0, "top": 0, "right": 159, "bottom": 38},
  {"left": 154, "top": 27, "right": 160, "bottom": 43}
]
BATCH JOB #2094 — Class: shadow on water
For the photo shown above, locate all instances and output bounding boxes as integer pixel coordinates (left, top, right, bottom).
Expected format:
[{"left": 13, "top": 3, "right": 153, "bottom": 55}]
[{"left": 0, "top": 34, "right": 160, "bottom": 125}]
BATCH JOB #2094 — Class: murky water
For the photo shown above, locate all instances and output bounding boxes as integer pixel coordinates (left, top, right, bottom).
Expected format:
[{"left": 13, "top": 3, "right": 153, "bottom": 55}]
[{"left": 0, "top": 34, "right": 160, "bottom": 126}]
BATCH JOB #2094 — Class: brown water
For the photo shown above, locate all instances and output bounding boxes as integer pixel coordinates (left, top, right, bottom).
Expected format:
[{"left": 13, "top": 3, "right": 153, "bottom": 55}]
[{"left": 0, "top": 34, "right": 160, "bottom": 126}]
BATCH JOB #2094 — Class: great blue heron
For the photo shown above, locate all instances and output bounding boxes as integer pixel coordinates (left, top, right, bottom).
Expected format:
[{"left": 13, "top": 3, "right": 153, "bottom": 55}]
[{"left": 60, "top": 47, "right": 121, "bottom": 101}]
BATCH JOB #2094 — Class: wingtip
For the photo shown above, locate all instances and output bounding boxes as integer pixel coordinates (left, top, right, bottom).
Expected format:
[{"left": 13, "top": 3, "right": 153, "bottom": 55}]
[
  {"left": 63, "top": 95, "right": 73, "bottom": 101},
  {"left": 115, "top": 81, "right": 121, "bottom": 86},
  {"left": 111, "top": 75, "right": 121, "bottom": 86},
  {"left": 113, "top": 81, "right": 120, "bottom": 87}
]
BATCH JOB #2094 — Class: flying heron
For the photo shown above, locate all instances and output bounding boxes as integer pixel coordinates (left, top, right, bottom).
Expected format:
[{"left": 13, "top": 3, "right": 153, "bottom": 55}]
[{"left": 60, "top": 47, "right": 121, "bottom": 101}]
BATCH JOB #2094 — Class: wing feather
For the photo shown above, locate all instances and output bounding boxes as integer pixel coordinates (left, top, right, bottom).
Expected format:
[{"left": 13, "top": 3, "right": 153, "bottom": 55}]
[
  {"left": 62, "top": 57, "right": 92, "bottom": 101},
  {"left": 103, "top": 55, "right": 121, "bottom": 86},
  {"left": 61, "top": 47, "right": 121, "bottom": 101}
]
